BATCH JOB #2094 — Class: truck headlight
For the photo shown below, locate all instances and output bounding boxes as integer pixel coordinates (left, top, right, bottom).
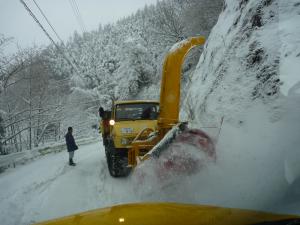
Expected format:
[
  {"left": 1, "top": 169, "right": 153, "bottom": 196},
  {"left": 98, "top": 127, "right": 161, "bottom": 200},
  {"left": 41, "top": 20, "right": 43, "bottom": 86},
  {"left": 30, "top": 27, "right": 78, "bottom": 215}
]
[
  {"left": 109, "top": 119, "right": 115, "bottom": 126},
  {"left": 121, "top": 138, "right": 129, "bottom": 145}
]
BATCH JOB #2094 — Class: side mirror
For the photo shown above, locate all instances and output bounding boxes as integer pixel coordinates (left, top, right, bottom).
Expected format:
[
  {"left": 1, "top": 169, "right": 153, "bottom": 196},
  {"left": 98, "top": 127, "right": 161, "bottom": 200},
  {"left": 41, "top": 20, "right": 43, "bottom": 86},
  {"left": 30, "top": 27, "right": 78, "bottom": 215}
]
[
  {"left": 150, "top": 111, "right": 158, "bottom": 119},
  {"left": 99, "top": 107, "right": 104, "bottom": 118}
]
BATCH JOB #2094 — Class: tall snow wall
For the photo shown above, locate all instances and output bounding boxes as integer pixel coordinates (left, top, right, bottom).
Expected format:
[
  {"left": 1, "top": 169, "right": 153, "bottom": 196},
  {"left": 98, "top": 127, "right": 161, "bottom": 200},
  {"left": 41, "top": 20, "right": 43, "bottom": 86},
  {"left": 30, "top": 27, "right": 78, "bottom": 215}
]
[{"left": 180, "top": 0, "right": 300, "bottom": 213}]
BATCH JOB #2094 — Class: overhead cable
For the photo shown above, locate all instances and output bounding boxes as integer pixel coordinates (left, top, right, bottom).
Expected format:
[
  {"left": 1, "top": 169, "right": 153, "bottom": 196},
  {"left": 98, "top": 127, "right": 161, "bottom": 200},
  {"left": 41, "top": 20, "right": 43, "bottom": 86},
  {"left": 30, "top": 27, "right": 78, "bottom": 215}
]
[
  {"left": 31, "top": 0, "right": 65, "bottom": 43},
  {"left": 72, "top": 0, "right": 87, "bottom": 32},
  {"left": 30, "top": 0, "right": 85, "bottom": 77},
  {"left": 68, "top": 0, "right": 87, "bottom": 33},
  {"left": 19, "top": 0, "right": 81, "bottom": 76}
]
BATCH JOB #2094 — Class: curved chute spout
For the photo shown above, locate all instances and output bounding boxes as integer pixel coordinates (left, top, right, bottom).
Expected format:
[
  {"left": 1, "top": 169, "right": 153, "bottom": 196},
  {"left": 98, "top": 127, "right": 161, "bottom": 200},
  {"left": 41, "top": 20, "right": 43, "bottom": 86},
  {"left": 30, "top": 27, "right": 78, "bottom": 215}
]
[{"left": 158, "top": 36, "right": 206, "bottom": 129}]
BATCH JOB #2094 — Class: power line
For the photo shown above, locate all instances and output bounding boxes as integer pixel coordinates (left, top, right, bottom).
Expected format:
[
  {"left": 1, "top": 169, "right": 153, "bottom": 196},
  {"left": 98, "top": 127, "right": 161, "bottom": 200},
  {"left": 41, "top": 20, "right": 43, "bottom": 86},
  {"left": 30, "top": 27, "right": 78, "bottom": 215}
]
[
  {"left": 72, "top": 0, "right": 87, "bottom": 32},
  {"left": 68, "top": 0, "right": 87, "bottom": 33},
  {"left": 31, "top": 0, "right": 64, "bottom": 44},
  {"left": 19, "top": 0, "right": 81, "bottom": 76},
  {"left": 73, "top": 0, "right": 87, "bottom": 32},
  {"left": 29, "top": 0, "right": 85, "bottom": 77},
  {"left": 20, "top": 0, "right": 59, "bottom": 50}
]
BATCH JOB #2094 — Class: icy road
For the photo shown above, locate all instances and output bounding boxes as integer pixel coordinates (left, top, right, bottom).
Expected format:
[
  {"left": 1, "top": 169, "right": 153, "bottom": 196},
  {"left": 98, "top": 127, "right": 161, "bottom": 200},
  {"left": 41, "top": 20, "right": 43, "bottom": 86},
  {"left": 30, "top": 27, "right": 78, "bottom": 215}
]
[{"left": 1, "top": 136, "right": 300, "bottom": 225}]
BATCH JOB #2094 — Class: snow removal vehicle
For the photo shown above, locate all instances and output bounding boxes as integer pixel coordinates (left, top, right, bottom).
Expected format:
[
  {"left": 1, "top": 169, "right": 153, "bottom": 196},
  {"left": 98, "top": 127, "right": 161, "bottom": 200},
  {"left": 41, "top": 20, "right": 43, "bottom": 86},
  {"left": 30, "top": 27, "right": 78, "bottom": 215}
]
[{"left": 99, "top": 36, "right": 215, "bottom": 177}]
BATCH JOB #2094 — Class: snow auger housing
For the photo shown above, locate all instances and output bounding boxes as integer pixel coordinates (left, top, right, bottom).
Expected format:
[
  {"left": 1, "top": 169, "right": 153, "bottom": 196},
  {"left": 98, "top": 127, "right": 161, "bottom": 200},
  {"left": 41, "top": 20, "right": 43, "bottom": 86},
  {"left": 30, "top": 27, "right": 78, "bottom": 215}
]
[{"left": 99, "top": 36, "right": 215, "bottom": 177}]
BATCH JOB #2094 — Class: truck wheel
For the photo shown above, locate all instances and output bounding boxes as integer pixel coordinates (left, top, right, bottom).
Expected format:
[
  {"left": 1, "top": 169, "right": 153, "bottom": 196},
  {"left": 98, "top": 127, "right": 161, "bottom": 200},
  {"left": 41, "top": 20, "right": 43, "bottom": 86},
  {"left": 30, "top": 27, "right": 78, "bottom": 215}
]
[
  {"left": 106, "top": 142, "right": 131, "bottom": 177},
  {"left": 102, "top": 134, "right": 109, "bottom": 147},
  {"left": 105, "top": 147, "right": 113, "bottom": 175}
]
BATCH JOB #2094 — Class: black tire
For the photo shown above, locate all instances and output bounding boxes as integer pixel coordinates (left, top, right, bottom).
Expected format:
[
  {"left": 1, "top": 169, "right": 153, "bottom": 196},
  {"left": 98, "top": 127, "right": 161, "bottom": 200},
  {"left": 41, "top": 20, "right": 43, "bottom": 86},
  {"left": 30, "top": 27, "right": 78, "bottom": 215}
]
[
  {"left": 102, "top": 134, "right": 109, "bottom": 147},
  {"left": 106, "top": 142, "right": 131, "bottom": 177}
]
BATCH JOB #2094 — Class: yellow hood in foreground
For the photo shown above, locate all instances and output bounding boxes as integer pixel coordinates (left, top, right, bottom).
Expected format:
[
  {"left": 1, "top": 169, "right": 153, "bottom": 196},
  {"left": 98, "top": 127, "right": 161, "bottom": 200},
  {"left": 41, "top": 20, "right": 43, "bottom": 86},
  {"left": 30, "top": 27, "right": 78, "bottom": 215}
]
[{"left": 34, "top": 202, "right": 299, "bottom": 225}]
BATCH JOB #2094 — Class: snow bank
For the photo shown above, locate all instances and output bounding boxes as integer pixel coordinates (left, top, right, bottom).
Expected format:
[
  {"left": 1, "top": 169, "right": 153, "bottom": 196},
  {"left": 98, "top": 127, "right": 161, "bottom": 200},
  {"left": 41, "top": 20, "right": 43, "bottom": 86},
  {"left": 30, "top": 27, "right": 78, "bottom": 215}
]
[
  {"left": 0, "top": 137, "right": 97, "bottom": 173},
  {"left": 179, "top": 0, "right": 300, "bottom": 213},
  {"left": 278, "top": 0, "right": 300, "bottom": 96}
]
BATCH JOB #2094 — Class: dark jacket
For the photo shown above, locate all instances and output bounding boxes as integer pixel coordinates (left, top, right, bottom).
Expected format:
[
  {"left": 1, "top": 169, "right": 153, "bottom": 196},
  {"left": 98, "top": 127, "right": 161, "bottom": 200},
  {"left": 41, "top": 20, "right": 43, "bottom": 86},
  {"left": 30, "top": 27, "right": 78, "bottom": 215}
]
[{"left": 65, "top": 132, "right": 78, "bottom": 152}]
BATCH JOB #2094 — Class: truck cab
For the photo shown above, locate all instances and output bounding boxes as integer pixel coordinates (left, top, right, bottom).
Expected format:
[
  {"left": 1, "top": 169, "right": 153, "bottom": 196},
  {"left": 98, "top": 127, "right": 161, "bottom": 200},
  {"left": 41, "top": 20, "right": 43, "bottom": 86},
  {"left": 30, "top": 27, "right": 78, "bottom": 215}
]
[{"left": 99, "top": 100, "right": 159, "bottom": 177}]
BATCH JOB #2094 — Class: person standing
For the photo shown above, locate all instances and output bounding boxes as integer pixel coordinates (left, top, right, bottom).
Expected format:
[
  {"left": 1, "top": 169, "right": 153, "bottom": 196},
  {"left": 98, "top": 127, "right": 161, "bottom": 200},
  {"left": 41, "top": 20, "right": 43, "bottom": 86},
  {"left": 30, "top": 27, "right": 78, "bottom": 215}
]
[
  {"left": 98, "top": 107, "right": 110, "bottom": 147},
  {"left": 65, "top": 127, "right": 78, "bottom": 166}
]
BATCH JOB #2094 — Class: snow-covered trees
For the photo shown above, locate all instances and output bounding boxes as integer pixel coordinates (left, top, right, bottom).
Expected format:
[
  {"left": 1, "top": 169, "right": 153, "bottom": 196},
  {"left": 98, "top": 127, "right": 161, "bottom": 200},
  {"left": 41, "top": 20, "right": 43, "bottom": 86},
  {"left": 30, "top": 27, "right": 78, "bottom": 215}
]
[
  {"left": 0, "top": 0, "right": 223, "bottom": 154},
  {"left": 182, "top": 0, "right": 223, "bottom": 37},
  {"left": 0, "top": 44, "right": 72, "bottom": 153},
  {"left": 0, "top": 35, "right": 27, "bottom": 95},
  {"left": 0, "top": 113, "right": 5, "bottom": 154},
  {"left": 46, "top": 0, "right": 223, "bottom": 103},
  {"left": 152, "top": 0, "right": 185, "bottom": 43},
  {"left": 114, "top": 38, "right": 155, "bottom": 100}
]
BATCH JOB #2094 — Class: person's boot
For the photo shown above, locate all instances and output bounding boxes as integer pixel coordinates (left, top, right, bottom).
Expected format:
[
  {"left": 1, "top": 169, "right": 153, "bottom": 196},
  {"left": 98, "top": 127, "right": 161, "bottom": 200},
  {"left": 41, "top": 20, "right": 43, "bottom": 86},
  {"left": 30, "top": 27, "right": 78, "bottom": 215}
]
[
  {"left": 69, "top": 159, "right": 76, "bottom": 166},
  {"left": 70, "top": 158, "right": 76, "bottom": 166}
]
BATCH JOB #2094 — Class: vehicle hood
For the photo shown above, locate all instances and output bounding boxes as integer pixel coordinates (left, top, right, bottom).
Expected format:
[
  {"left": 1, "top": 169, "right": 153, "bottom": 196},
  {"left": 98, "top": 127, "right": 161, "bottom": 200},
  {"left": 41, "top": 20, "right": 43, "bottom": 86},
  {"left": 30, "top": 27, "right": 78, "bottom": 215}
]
[{"left": 34, "top": 202, "right": 299, "bottom": 225}]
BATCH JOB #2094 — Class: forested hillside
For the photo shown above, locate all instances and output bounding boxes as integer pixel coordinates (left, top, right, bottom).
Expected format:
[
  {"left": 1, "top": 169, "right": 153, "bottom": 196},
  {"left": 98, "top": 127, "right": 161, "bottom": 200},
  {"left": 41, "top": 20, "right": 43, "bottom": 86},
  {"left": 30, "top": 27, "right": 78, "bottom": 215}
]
[{"left": 0, "top": 0, "right": 223, "bottom": 154}]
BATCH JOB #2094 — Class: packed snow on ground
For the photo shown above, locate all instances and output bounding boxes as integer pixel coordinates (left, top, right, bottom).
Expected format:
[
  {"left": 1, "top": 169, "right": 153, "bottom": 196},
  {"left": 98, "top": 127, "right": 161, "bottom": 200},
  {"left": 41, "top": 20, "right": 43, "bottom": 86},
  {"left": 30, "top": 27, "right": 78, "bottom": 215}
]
[{"left": 0, "top": 141, "right": 138, "bottom": 225}]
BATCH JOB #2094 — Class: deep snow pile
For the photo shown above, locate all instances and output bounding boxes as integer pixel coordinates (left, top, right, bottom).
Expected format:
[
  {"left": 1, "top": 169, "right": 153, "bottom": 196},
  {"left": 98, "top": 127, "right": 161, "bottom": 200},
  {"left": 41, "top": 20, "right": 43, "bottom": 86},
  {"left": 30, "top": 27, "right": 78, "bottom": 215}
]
[
  {"left": 183, "top": 0, "right": 300, "bottom": 212},
  {"left": 133, "top": 0, "right": 300, "bottom": 214}
]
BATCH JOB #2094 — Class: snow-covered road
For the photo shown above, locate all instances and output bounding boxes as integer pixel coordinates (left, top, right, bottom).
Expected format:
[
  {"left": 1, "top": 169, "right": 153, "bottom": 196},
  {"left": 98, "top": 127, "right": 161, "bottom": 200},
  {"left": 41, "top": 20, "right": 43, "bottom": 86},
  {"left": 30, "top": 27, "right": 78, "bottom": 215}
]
[
  {"left": 1, "top": 137, "right": 300, "bottom": 225},
  {"left": 0, "top": 141, "right": 137, "bottom": 225}
]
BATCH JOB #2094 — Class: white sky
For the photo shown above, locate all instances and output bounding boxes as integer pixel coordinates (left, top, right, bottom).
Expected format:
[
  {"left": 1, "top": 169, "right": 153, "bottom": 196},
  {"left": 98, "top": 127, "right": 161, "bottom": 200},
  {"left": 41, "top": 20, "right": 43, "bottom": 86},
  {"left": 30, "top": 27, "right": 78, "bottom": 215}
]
[{"left": 0, "top": 0, "right": 157, "bottom": 54}]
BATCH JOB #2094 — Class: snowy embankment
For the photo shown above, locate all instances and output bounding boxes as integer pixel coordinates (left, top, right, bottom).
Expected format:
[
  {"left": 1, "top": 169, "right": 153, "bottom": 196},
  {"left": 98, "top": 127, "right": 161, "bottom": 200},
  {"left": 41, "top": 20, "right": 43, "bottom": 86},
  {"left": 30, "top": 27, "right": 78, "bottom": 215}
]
[
  {"left": 0, "top": 137, "right": 96, "bottom": 173},
  {"left": 178, "top": 0, "right": 300, "bottom": 213}
]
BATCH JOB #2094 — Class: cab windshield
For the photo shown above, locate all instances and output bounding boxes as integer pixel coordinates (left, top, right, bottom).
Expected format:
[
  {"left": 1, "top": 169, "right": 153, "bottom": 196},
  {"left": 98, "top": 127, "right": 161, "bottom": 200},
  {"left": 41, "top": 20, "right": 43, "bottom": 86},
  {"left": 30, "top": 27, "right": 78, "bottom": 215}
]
[{"left": 115, "top": 103, "right": 159, "bottom": 121}]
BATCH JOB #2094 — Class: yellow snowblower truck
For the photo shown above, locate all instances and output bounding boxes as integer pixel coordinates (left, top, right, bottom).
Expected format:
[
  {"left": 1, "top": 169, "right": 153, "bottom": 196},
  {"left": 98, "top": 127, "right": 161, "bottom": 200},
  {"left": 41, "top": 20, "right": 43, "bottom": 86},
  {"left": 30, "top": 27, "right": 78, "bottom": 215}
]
[
  {"left": 99, "top": 36, "right": 216, "bottom": 178},
  {"left": 99, "top": 100, "right": 159, "bottom": 177}
]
